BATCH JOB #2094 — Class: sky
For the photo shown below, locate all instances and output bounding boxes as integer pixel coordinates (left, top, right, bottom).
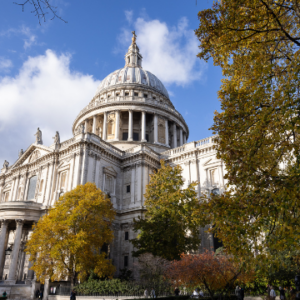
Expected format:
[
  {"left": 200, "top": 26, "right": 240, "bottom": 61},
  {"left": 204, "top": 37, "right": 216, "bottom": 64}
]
[{"left": 0, "top": 0, "right": 223, "bottom": 166}]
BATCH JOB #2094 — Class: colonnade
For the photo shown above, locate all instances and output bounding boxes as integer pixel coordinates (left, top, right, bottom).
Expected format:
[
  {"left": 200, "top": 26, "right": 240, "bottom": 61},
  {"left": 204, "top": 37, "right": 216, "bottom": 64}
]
[
  {"left": 83, "top": 110, "right": 187, "bottom": 147},
  {"left": 0, "top": 219, "right": 33, "bottom": 283}
]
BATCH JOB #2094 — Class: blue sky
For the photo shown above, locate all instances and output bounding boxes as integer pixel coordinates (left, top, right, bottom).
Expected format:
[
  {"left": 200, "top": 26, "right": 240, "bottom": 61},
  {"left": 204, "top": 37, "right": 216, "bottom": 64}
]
[{"left": 0, "top": 0, "right": 223, "bottom": 166}]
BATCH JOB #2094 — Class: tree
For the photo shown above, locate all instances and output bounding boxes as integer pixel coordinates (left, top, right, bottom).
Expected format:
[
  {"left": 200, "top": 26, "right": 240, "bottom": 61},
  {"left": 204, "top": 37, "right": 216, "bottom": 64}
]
[
  {"left": 13, "top": 0, "right": 66, "bottom": 24},
  {"left": 26, "top": 183, "right": 116, "bottom": 286},
  {"left": 167, "top": 251, "right": 253, "bottom": 300},
  {"left": 134, "top": 253, "right": 172, "bottom": 295},
  {"left": 195, "top": 0, "right": 300, "bottom": 265},
  {"left": 132, "top": 160, "right": 201, "bottom": 261}
]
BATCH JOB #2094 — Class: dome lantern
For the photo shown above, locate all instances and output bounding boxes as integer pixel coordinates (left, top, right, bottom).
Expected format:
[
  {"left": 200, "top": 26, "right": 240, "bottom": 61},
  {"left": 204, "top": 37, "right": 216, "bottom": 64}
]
[{"left": 125, "top": 31, "right": 143, "bottom": 68}]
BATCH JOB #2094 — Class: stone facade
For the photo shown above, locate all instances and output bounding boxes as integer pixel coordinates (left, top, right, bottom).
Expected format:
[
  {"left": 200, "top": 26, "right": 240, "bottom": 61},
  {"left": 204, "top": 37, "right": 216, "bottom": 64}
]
[{"left": 0, "top": 33, "right": 226, "bottom": 291}]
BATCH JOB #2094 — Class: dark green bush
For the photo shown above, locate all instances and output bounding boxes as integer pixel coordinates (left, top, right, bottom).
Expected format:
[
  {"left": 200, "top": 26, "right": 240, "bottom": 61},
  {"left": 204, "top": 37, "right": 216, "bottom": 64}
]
[{"left": 75, "top": 279, "right": 144, "bottom": 294}]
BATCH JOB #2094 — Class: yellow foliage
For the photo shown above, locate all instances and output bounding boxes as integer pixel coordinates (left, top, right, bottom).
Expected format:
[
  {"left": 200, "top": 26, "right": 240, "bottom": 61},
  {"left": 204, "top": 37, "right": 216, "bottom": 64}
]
[
  {"left": 26, "top": 183, "right": 116, "bottom": 285},
  {"left": 196, "top": 0, "right": 300, "bottom": 268}
]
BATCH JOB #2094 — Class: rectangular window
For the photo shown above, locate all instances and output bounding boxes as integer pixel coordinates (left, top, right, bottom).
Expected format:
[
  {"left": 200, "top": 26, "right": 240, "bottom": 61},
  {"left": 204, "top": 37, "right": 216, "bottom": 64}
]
[
  {"left": 125, "top": 92, "right": 129, "bottom": 96},
  {"left": 124, "top": 256, "right": 128, "bottom": 267},
  {"left": 144, "top": 94, "right": 148, "bottom": 98},
  {"left": 60, "top": 172, "right": 67, "bottom": 189},
  {"left": 133, "top": 132, "right": 139, "bottom": 141},
  {"left": 126, "top": 185, "right": 130, "bottom": 193},
  {"left": 27, "top": 176, "right": 37, "bottom": 200},
  {"left": 125, "top": 231, "right": 129, "bottom": 240},
  {"left": 153, "top": 96, "right": 156, "bottom": 100},
  {"left": 134, "top": 92, "right": 139, "bottom": 97},
  {"left": 146, "top": 134, "right": 149, "bottom": 142},
  {"left": 122, "top": 132, "right": 128, "bottom": 140}
]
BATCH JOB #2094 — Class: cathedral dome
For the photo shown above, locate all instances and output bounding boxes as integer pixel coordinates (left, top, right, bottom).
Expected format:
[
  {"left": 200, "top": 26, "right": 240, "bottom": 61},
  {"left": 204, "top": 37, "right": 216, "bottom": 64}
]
[
  {"left": 95, "top": 67, "right": 169, "bottom": 99},
  {"left": 72, "top": 31, "right": 189, "bottom": 152}
]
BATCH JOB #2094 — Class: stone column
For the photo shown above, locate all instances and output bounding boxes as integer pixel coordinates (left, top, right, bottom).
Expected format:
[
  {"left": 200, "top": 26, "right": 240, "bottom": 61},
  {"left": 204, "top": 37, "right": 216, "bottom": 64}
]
[
  {"left": 13, "top": 176, "right": 20, "bottom": 200},
  {"left": 103, "top": 112, "right": 107, "bottom": 140},
  {"left": 165, "top": 119, "right": 169, "bottom": 147},
  {"left": 154, "top": 114, "right": 158, "bottom": 143},
  {"left": 102, "top": 173, "right": 106, "bottom": 191},
  {"left": 179, "top": 128, "right": 183, "bottom": 146},
  {"left": 92, "top": 115, "right": 97, "bottom": 134},
  {"left": 9, "top": 177, "right": 16, "bottom": 201},
  {"left": 43, "top": 276, "right": 50, "bottom": 300},
  {"left": 130, "top": 165, "right": 135, "bottom": 205},
  {"left": 115, "top": 111, "right": 120, "bottom": 141},
  {"left": 183, "top": 132, "right": 187, "bottom": 144},
  {"left": 141, "top": 111, "right": 147, "bottom": 142},
  {"left": 84, "top": 119, "right": 89, "bottom": 134},
  {"left": 173, "top": 123, "right": 177, "bottom": 148},
  {"left": 0, "top": 219, "right": 9, "bottom": 280},
  {"left": 128, "top": 110, "right": 133, "bottom": 141},
  {"left": 26, "top": 259, "right": 34, "bottom": 282},
  {"left": 31, "top": 275, "right": 37, "bottom": 299},
  {"left": 7, "top": 219, "right": 24, "bottom": 284},
  {"left": 136, "top": 163, "right": 143, "bottom": 202}
]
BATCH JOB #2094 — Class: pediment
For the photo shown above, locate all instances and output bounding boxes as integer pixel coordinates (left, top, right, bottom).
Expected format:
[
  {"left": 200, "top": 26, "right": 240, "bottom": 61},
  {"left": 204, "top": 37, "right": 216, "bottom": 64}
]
[
  {"left": 12, "top": 144, "right": 53, "bottom": 169},
  {"left": 4, "top": 183, "right": 12, "bottom": 190},
  {"left": 202, "top": 158, "right": 220, "bottom": 167},
  {"left": 58, "top": 156, "right": 73, "bottom": 169},
  {"left": 103, "top": 166, "right": 117, "bottom": 177}
]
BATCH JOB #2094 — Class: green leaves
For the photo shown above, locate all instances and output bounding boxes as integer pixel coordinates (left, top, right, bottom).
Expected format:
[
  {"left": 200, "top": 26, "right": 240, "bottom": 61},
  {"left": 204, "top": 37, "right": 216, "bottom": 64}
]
[
  {"left": 132, "top": 160, "right": 201, "bottom": 261},
  {"left": 196, "top": 0, "right": 300, "bottom": 269}
]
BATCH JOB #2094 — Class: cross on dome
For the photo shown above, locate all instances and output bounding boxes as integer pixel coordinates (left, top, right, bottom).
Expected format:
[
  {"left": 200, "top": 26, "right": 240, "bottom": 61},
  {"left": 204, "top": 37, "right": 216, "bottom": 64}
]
[{"left": 125, "top": 30, "right": 142, "bottom": 68}]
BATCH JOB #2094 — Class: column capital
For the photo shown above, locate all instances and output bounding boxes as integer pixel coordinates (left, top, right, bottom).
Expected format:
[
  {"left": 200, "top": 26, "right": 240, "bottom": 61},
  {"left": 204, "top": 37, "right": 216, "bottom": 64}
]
[
  {"left": 0, "top": 219, "right": 9, "bottom": 227},
  {"left": 15, "top": 219, "right": 24, "bottom": 227}
]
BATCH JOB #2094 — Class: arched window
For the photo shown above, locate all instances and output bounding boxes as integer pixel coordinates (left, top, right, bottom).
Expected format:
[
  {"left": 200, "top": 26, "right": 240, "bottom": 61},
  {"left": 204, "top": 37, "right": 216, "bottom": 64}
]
[
  {"left": 107, "top": 120, "right": 114, "bottom": 135},
  {"left": 27, "top": 176, "right": 37, "bottom": 200},
  {"left": 212, "top": 188, "right": 219, "bottom": 195}
]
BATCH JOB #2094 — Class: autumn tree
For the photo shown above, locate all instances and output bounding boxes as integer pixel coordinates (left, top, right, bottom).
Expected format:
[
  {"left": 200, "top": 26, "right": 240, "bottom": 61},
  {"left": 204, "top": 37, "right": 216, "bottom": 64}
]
[
  {"left": 167, "top": 252, "right": 253, "bottom": 300},
  {"left": 132, "top": 160, "right": 201, "bottom": 261},
  {"left": 26, "top": 183, "right": 115, "bottom": 286},
  {"left": 195, "top": 0, "right": 300, "bottom": 265}
]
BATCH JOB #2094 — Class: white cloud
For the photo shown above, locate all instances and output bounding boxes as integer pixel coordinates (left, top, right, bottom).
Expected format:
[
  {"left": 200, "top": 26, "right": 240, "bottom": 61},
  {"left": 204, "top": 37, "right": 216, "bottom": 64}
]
[
  {"left": 20, "top": 26, "right": 37, "bottom": 49},
  {"left": 0, "top": 50, "right": 100, "bottom": 165},
  {"left": 125, "top": 10, "right": 133, "bottom": 24},
  {"left": 0, "top": 25, "right": 37, "bottom": 49},
  {"left": 0, "top": 58, "right": 13, "bottom": 72},
  {"left": 119, "top": 16, "right": 205, "bottom": 86}
]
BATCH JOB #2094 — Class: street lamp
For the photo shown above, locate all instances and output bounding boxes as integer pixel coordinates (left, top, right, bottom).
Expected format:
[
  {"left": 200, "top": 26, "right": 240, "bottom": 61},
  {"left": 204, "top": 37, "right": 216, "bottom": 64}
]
[{"left": 5, "top": 246, "right": 12, "bottom": 256}]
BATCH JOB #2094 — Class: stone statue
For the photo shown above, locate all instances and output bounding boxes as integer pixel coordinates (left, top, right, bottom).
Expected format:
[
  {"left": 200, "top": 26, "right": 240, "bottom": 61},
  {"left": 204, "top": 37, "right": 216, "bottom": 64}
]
[
  {"left": 34, "top": 128, "right": 43, "bottom": 145},
  {"left": 3, "top": 160, "right": 9, "bottom": 169},
  {"left": 18, "top": 149, "right": 24, "bottom": 157},
  {"left": 80, "top": 124, "right": 85, "bottom": 134},
  {"left": 132, "top": 31, "right": 137, "bottom": 44},
  {"left": 99, "top": 127, "right": 102, "bottom": 138},
  {"left": 53, "top": 131, "right": 60, "bottom": 144}
]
